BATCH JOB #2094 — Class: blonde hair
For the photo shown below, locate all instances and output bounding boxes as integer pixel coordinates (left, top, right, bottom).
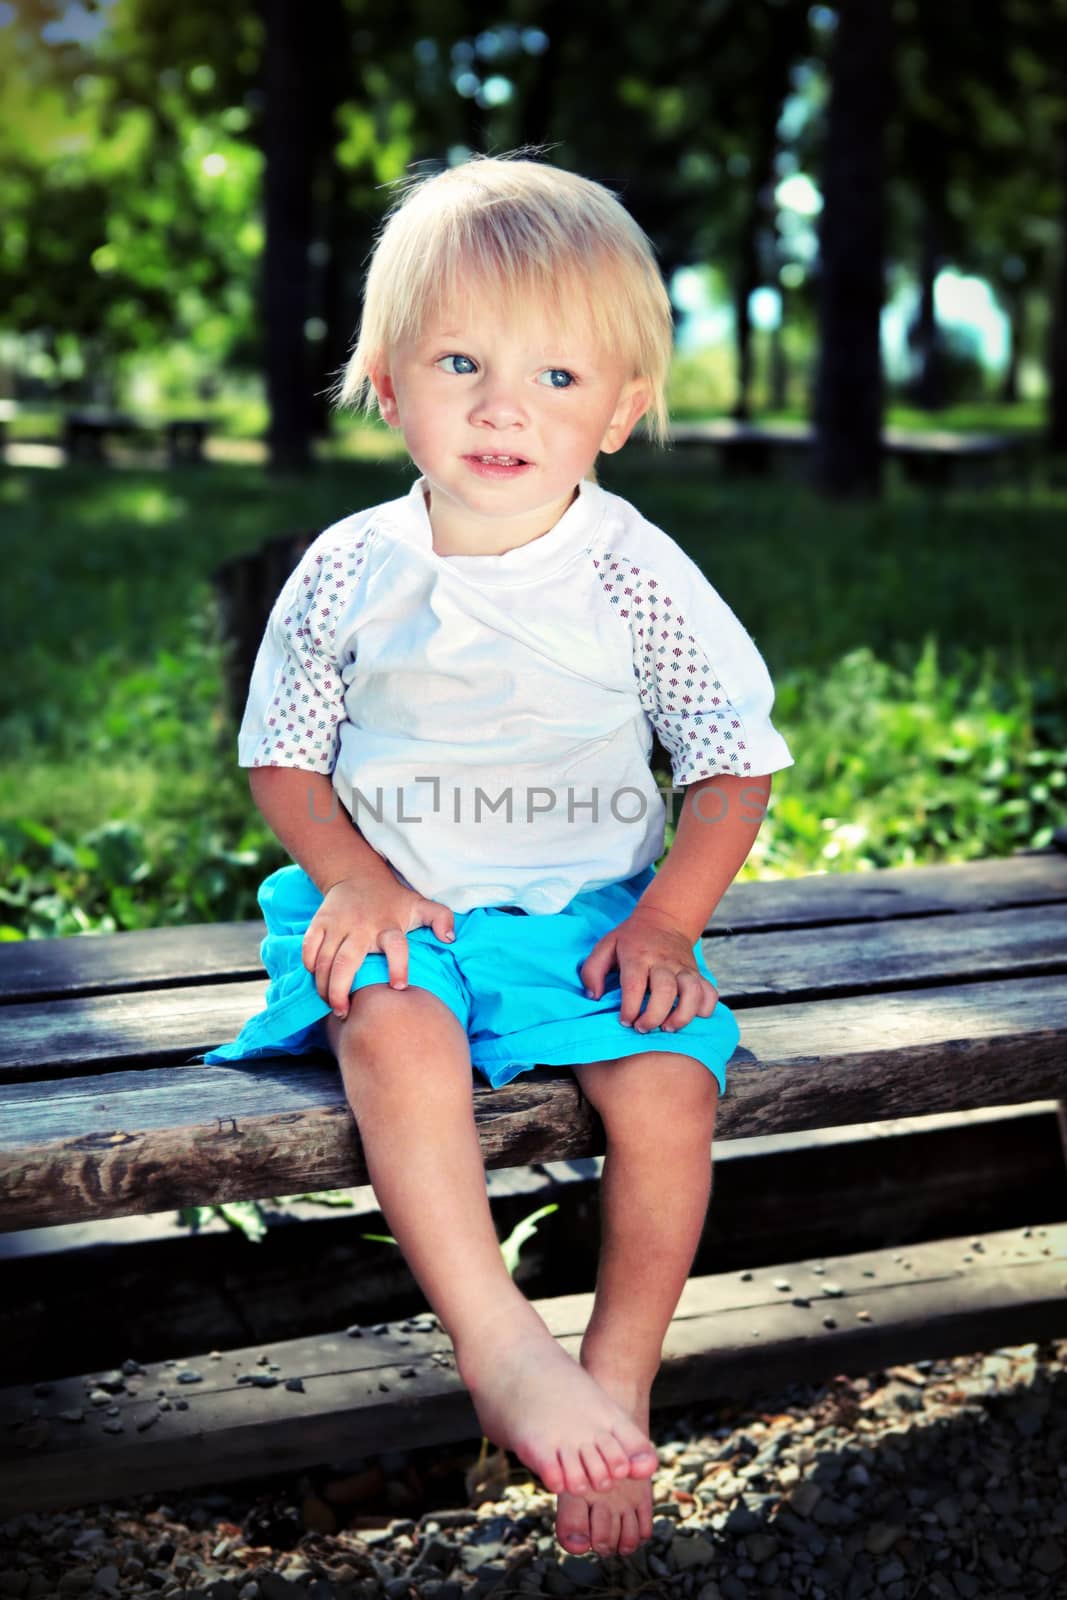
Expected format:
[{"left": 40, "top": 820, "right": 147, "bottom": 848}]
[{"left": 336, "top": 153, "right": 674, "bottom": 445}]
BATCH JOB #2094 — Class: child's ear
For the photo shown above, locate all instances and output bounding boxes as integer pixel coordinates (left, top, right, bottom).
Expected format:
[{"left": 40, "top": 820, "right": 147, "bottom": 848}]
[
  {"left": 370, "top": 365, "right": 402, "bottom": 428},
  {"left": 600, "top": 378, "right": 652, "bottom": 455}
]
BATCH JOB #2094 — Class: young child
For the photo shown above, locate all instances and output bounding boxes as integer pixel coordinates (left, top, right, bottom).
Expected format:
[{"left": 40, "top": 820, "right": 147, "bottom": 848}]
[{"left": 206, "top": 153, "right": 793, "bottom": 1560}]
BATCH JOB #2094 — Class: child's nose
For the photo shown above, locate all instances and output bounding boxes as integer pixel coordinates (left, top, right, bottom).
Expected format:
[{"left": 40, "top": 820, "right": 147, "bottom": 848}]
[{"left": 470, "top": 378, "right": 525, "bottom": 429}]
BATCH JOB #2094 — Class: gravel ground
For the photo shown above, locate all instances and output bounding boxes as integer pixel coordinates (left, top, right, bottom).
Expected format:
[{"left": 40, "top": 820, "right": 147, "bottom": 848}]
[{"left": 2, "top": 1338, "right": 1065, "bottom": 1600}]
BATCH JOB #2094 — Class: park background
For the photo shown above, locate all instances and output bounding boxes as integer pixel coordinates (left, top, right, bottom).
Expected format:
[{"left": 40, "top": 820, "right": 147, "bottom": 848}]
[{"left": 1, "top": 0, "right": 1065, "bottom": 942}]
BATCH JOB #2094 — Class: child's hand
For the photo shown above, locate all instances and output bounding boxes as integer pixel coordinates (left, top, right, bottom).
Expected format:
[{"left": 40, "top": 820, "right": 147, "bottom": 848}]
[
  {"left": 302, "top": 876, "right": 456, "bottom": 1018},
  {"left": 580, "top": 905, "right": 719, "bottom": 1034}
]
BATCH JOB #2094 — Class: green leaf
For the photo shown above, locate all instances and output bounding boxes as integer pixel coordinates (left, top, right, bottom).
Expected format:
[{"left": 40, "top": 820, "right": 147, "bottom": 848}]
[{"left": 499, "top": 1203, "right": 559, "bottom": 1277}]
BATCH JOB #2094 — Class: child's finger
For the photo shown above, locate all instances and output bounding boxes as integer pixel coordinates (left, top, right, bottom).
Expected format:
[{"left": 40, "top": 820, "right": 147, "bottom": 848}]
[
  {"left": 662, "top": 970, "right": 704, "bottom": 1031},
  {"left": 301, "top": 920, "right": 325, "bottom": 976},
  {"left": 378, "top": 926, "right": 410, "bottom": 990},
  {"left": 425, "top": 902, "right": 457, "bottom": 943},
  {"left": 635, "top": 963, "right": 682, "bottom": 1032},
  {"left": 580, "top": 935, "right": 617, "bottom": 999},
  {"left": 617, "top": 961, "right": 651, "bottom": 1027},
  {"left": 327, "top": 934, "right": 366, "bottom": 1015},
  {"left": 696, "top": 981, "right": 720, "bottom": 1018}
]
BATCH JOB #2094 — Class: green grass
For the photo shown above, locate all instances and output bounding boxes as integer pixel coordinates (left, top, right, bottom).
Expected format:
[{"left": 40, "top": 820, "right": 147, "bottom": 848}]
[{"left": 1, "top": 453, "right": 1063, "bottom": 937}]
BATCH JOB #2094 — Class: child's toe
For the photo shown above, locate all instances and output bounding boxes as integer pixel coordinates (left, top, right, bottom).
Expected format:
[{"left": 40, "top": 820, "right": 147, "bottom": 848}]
[
  {"left": 535, "top": 1448, "right": 566, "bottom": 1495},
  {"left": 595, "top": 1430, "right": 630, "bottom": 1480},
  {"left": 589, "top": 1500, "right": 618, "bottom": 1557},
  {"left": 618, "top": 1508, "right": 642, "bottom": 1556},
  {"left": 556, "top": 1495, "right": 592, "bottom": 1553},
  {"left": 557, "top": 1446, "right": 591, "bottom": 1495},
  {"left": 580, "top": 1444, "right": 614, "bottom": 1493}
]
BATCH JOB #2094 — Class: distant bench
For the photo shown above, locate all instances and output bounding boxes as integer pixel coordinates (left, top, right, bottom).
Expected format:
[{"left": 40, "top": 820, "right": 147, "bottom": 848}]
[
  {"left": 62, "top": 410, "right": 209, "bottom": 466},
  {"left": 0, "top": 849, "right": 1065, "bottom": 1514},
  {"left": 660, "top": 420, "right": 1029, "bottom": 484}
]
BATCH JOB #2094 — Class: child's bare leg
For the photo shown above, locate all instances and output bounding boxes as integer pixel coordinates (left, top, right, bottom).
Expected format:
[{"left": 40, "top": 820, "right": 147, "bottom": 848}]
[
  {"left": 554, "top": 1050, "right": 719, "bottom": 1557},
  {"left": 326, "top": 987, "right": 658, "bottom": 1497}
]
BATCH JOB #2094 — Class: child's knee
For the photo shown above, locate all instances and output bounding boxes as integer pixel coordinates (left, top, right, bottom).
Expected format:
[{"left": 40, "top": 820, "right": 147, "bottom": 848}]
[
  {"left": 328, "top": 983, "right": 466, "bottom": 1074},
  {"left": 581, "top": 1051, "right": 719, "bottom": 1142}
]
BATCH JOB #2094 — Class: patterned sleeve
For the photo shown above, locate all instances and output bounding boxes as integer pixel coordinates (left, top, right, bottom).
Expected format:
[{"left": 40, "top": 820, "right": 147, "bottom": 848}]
[
  {"left": 594, "top": 546, "right": 794, "bottom": 785},
  {"left": 237, "top": 531, "right": 372, "bottom": 772}
]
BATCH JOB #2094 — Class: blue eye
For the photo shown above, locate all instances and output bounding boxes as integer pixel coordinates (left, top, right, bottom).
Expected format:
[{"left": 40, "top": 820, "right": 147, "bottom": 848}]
[
  {"left": 436, "top": 354, "right": 477, "bottom": 375},
  {"left": 538, "top": 368, "right": 574, "bottom": 388}
]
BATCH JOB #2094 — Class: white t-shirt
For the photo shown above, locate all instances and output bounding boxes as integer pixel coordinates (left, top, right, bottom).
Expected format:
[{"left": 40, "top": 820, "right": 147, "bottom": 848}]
[{"left": 239, "top": 475, "right": 794, "bottom": 913}]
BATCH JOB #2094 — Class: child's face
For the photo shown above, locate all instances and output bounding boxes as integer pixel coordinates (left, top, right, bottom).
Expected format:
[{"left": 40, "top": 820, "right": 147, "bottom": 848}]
[{"left": 371, "top": 289, "right": 649, "bottom": 552}]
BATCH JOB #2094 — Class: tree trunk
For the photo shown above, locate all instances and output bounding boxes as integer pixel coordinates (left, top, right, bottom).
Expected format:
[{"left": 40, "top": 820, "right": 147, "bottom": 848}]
[
  {"left": 770, "top": 316, "right": 788, "bottom": 412},
  {"left": 912, "top": 195, "right": 945, "bottom": 411},
  {"left": 812, "top": 0, "right": 893, "bottom": 498},
  {"left": 262, "top": 0, "right": 316, "bottom": 474},
  {"left": 732, "top": 222, "right": 758, "bottom": 421},
  {"left": 1049, "top": 164, "right": 1067, "bottom": 453},
  {"left": 999, "top": 286, "right": 1024, "bottom": 405}
]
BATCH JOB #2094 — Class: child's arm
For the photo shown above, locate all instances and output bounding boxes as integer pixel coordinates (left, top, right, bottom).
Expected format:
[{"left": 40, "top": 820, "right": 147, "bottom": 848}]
[
  {"left": 250, "top": 767, "right": 398, "bottom": 896},
  {"left": 581, "top": 772, "right": 770, "bottom": 1033},
  {"left": 249, "top": 767, "right": 456, "bottom": 1016},
  {"left": 631, "top": 771, "right": 770, "bottom": 940}
]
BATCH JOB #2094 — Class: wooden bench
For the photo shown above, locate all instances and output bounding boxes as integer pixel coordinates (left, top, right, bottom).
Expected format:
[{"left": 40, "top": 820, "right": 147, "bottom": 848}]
[
  {"left": 62, "top": 410, "right": 209, "bottom": 466},
  {"left": 660, "top": 420, "right": 1029, "bottom": 484},
  {"left": 1, "top": 850, "right": 1065, "bottom": 1514}
]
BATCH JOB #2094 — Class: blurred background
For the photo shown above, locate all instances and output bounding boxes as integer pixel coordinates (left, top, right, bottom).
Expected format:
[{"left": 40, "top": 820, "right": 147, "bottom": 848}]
[{"left": 0, "top": 0, "right": 1064, "bottom": 938}]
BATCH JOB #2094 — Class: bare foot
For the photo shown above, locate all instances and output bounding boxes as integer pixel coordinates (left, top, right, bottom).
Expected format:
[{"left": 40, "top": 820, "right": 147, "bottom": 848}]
[
  {"left": 555, "top": 1368, "right": 656, "bottom": 1558},
  {"left": 556, "top": 1471, "right": 655, "bottom": 1559},
  {"left": 454, "top": 1308, "right": 657, "bottom": 1497}
]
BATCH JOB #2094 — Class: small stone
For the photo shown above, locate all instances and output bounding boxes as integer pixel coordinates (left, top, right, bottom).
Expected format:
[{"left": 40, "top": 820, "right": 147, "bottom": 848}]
[
  {"left": 236, "top": 1374, "right": 279, "bottom": 1388},
  {"left": 257, "top": 1576, "right": 299, "bottom": 1600},
  {"left": 177, "top": 1369, "right": 203, "bottom": 1385},
  {"left": 864, "top": 1523, "right": 904, "bottom": 1556},
  {"left": 58, "top": 1573, "right": 94, "bottom": 1595},
  {"left": 1031, "top": 1539, "right": 1065, "bottom": 1575},
  {"left": 92, "top": 1569, "right": 120, "bottom": 1593},
  {"left": 933, "top": 1496, "right": 960, "bottom": 1529},
  {"left": 346, "top": 1324, "right": 363, "bottom": 1338},
  {"left": 88, "top": 1389, "right": 111, "bottom": 1406},
  {"left": 822, "top": 1317, "right": 838, "bottom": 1330},
  {"left": 284, "top": 1378, "right": 305, "bottom": 1393},
  {"left": 559, "top": 1555, "right": 601, "bottom": 1586},
  {"left": 460, "top": 1544, "right": 506, "bottom": 1572},
  {"left": 744, "top": 1533, "right": 778, "bottom": 1563},
  {"left": 789, "top": 1481, "right": 822, "bottom": 1518},
  {"left": 820, "top": 1282, "right": 844, "bottom": 1298},
  {"left": 855, "top": 1309, "right": 872, "bottom": 1322},
  {"left": 696, "top": 1586, "right": 723, "bottom": 1600},
  {"left": 101, "top": 1418, "right": 124, "bottom": 1434},
  {"left": 876, "top": 1559, "right": 905, "bottom": 1583},
  {"left": 739, "top": 1271, "right": 752, "bottom": 1282},
  {"left": 670, "top": 1532, "right": 716, "bottom": 1568},
  {"left": 773, "top": 1279, "right": 791, "bottom": 1292},
  {"left": 59, "top": 1409, "right": 86, "bottom": 1424}
]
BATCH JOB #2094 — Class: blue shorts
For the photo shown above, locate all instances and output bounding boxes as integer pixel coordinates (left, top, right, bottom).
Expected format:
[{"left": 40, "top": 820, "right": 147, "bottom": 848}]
[{"left": 204, "top": 863, "right": 739, "bottom": 1094}]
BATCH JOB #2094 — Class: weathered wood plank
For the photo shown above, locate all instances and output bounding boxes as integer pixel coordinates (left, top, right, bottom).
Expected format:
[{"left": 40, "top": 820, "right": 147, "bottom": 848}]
[
  {"left": 4, "top": 1107, "right": 1061, "bottom": 1387},
  {"left": 1, "top": 1224, "right": 1062, "bottom": 1515},
  {"left": 1, "top": 976, "right": 1065, "bottom": 1228},
  {"left": 2, "top": 854, "right": 1064, "bottom": 1004},
  {"left": 3, "top": 902, "right": 1065, "bottom": 1083}
]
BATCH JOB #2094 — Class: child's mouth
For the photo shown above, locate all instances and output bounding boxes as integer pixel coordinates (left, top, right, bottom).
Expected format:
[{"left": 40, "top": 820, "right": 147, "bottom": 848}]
[{"left": 465, "top": 453, "right": 531, "bottom": 477}]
